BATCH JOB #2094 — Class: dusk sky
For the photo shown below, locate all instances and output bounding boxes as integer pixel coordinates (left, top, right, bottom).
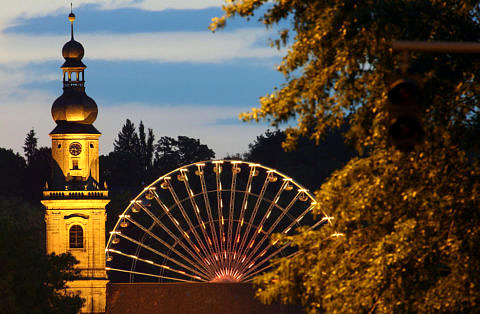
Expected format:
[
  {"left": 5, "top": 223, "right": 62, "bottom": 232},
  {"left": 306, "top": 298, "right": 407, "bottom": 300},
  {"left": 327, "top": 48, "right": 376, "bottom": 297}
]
[{"left": 0, "top": 0, "right": 287, "bottom": 158}]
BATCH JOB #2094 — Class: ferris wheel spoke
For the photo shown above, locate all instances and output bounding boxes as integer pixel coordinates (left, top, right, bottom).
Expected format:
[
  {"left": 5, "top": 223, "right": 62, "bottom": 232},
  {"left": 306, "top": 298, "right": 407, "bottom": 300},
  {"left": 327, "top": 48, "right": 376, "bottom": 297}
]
[
  {"left": 235, "top": 168, "right": 272, "bottom": 267},
  {"left": 106, "top": 267, "right": 197, "bottom": 283},
  {"left": 240, "top": 240, "right": 292, "bottom": 279},
  {"left": 213, "top": 161, "right": 227, "bottom": 269},
  {"left": 234, "top": 178, "right": 289, "bottom": 270},
  {"left": 180, "top": 170, "right": 220, "bottom": 267},
  {"left": 106, "top": 248, "right": 207, "bottom": 281},
  {"left": 122, "top": 216, "right": 210, "bottom": 278},
  {"left": 166, "top": 176, "right": 213, "bottom": 262},
  {"left": 240, "top": 203, "right": 320, "bottom": 277},
  {"left": 226, "top": 161, "right": 240, "bottom": 270},
  {"left": 242, "top": 250, "right": 300, "bottom": 282},
  {"left": 198, "top": 166, "right": 223, "bottom": 264},
  {"left": 180, "top": 168, "right": 220, "bottom": 270},
  {"left": 241, "top": 192, "right": 307, "bottom": 268},
  {"left": 111, "top": 232, "right": 212, "bottom": 278},
  {"left": 231, "top": 164, "right": 256, "bottom": 259},
  {"left": 136, "top": 196, "right": 213, "bottom": 275}
]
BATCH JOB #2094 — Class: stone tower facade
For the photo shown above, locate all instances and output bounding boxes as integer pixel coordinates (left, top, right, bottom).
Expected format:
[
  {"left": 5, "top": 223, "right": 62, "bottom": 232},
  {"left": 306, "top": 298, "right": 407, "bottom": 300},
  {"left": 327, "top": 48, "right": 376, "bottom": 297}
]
[{"left": 41, "top": 10, "right": 109, "bottom": 314}]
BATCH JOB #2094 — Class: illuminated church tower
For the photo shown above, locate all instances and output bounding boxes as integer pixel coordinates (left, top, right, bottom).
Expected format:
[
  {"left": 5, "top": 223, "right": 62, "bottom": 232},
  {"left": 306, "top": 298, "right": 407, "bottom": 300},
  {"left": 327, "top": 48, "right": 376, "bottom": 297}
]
[{"left": 41, "top": 10, "right": 109, "bottom": 314}]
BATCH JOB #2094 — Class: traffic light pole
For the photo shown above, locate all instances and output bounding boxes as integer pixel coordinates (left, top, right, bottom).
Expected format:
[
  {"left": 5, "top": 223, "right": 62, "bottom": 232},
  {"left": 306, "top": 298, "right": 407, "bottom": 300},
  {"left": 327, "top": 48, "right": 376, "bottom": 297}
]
[{"left": 393, "top": 40, "right": 480, "bottom": 54}]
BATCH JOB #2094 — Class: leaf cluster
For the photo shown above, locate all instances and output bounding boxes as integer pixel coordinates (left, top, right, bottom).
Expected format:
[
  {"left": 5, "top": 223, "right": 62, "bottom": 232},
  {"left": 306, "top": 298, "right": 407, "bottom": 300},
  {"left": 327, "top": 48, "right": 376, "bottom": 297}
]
[
  {"left": 212, "top": 0, "right": 480, "bottom": 152},
  {"left": 0, "top": 197, "right": 83, "bottom": 313}
]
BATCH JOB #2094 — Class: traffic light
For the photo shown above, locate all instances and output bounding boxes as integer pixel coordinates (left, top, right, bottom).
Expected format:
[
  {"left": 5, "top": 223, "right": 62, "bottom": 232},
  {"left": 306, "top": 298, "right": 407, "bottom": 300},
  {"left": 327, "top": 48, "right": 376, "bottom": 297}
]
[{"left": 387, "top": 77, "right": 424, "bottom": 151}]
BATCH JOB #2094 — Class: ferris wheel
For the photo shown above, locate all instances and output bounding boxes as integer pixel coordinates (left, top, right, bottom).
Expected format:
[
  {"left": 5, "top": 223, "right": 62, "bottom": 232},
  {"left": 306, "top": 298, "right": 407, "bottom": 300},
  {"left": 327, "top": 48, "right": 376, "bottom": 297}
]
[{"left": 106, "top": 160, "right": 333, "bottom": 283}]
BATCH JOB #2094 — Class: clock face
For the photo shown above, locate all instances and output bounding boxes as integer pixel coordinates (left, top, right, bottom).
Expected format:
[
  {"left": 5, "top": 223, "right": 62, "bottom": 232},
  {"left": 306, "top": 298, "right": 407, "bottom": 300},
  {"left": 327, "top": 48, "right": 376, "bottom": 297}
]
[{"left": 69, "top": 142, "right": 82, "bottom": 156}]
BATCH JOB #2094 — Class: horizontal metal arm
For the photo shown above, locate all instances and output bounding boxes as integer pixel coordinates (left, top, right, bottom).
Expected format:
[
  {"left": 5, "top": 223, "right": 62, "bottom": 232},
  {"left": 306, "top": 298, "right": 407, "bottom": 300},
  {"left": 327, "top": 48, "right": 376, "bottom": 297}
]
[{"left": 393, "top": 40, "right": 480, "bottom": 54}]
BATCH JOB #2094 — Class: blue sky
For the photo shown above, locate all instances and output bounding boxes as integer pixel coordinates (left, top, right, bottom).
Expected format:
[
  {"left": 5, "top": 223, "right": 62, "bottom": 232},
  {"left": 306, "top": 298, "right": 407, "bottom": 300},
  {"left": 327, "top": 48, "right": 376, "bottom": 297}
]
[{"left": 0, "top": 0, "right": 286, "bottom": 157}]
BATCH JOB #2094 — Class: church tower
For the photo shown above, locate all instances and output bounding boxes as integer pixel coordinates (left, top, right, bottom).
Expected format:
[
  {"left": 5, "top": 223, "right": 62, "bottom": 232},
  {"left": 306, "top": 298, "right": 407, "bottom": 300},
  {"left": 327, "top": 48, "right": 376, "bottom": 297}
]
[{"left": 41, "top": 10, "right": 109, "bottom": 314}]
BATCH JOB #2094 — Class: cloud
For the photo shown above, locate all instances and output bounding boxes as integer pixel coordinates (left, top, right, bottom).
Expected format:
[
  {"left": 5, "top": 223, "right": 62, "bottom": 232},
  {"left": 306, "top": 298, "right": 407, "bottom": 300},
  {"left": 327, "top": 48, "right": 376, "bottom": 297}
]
[
  {"left": 0, "top": 89, "right": 55, "bottom": 155},
  {"left": 0, "top": 66, "right": 268, "bottom": 159},
  {"left": 98, "top": 103, "right": 268, "bottom": 157},
  {"left": 0, "top": 28, "right": 279, "bottom": 64},
  {"left": 102, "top": 0, "right": 224, "bottom": 11},
  {"left": 0, "top": 95, "right": 268, "bottom": 158},
  {"left": 0, "top": 0, "right": 223, "bottom": 30}
]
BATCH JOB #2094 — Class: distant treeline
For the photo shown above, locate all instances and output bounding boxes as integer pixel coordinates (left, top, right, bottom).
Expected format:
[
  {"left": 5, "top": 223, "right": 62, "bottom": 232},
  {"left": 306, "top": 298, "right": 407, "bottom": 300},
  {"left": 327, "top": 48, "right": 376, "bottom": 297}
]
[{"left": 0, "top": 119, "right": 354, "bottom": 232}]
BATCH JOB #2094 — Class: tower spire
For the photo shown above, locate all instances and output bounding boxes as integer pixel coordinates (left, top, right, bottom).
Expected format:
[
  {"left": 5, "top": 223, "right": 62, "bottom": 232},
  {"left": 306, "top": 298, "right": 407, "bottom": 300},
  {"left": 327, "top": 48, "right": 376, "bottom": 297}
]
[
  {"left": 69, "top": 3, "right": 75, "bottom": 40},
  {"left": 51, "top": 9, "right": 98, "bottom": 127}
]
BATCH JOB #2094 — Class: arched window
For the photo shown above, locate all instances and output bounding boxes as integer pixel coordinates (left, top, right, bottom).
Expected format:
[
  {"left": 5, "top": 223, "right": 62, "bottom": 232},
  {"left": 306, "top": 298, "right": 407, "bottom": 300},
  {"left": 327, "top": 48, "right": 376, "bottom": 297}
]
[{"left": 69, "top": 225, "right": 84, "bottom": 248}]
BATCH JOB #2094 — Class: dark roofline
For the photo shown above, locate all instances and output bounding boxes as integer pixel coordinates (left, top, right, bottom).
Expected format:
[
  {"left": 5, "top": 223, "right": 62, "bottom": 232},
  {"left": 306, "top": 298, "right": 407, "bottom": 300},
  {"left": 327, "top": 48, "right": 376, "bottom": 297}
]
[{"left": 50, "top": 122, "right": 101, "bottom": 134}]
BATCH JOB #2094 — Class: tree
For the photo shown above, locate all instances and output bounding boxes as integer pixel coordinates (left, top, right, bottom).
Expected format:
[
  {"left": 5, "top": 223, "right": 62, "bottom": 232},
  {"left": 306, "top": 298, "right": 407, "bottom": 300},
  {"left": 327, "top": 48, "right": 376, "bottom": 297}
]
[
  {"left": 137, "top": 121, "right": 155, "bottom": 174},
  {"left": 24, "top": 146, "right": 51, "bottom": 203},
  {"left": 23, "top": 129, "right": 38, "bottom": 166},
  {"left": 0, "top": 148, "right": 26, "bottom": 198},
  {"left": 213, "top": 1, "right": 480, "bottom": 312},
  {"left": 3, "top": 131, "right": 50, "bottom": 203},
  {"left": 113, "top": 119, "right": 139, "bottom": 154},
  {"left": 0, "top": 197, "right": 83, "bottom": 313},
  {"left": 153, "top": 135, "right": 215, "bottom": 175},
  {"left": 212, "top": 1, "right": 480, "bottom": 152},
  {"left": 245, "top": 128, "right": 355, "bottom": 191},
  {"left": 109, "top": 119, "right": 155, "bottom": 187}
]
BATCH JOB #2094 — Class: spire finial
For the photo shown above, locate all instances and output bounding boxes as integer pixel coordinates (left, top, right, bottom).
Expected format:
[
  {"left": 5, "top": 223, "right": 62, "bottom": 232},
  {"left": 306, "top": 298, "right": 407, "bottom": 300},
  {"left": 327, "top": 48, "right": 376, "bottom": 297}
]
[{"left": 68, "top": 3, "right": 76, "bottom": 40}]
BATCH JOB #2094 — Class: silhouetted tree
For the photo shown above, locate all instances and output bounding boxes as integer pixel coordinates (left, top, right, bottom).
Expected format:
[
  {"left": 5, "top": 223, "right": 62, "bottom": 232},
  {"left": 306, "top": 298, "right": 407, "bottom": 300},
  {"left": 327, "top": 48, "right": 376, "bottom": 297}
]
[
  {"left": 0, "top": 148, "right": 26, "bottom": 198},
  {"left": 245, "top": 128, "right": 355, "bottom": 191},
  {"left": 153, "top": 135, "right": 215, "bottom": 176},
  {"left": 17, "top": 130, "right": 52, "bottom": 202},
  {"left": 0, "top": 197, "right": 83, "bottom": 313},
  {"left": 137, "top": 121, "right": 155, "bottom": 174},
  {"left": 24, "top": 146, "right": 51, "bottom": 203},
  {"left": 100, "top": 151, "right": 143, "bottom": 190},
  {"left": 109, "top": 120, "right": 155, "bottom": 187},
  {"left": 113, "top": 119, "right": 138, "bottom": 154},
  {"left": 23, "top": 129, "right": 38, "bottom": 166}
]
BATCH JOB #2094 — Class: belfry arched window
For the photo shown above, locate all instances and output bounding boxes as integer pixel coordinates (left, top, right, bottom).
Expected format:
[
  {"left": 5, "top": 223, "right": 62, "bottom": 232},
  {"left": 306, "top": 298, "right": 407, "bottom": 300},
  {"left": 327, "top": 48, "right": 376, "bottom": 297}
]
[{"left": 69, "top": 225, "right": 84, "bottom": 248}]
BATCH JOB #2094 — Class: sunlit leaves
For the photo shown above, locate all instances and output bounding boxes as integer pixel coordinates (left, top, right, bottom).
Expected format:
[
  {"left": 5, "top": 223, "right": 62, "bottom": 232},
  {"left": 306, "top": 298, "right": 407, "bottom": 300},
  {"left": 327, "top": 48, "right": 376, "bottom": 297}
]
[
  {"left": 254, "top": 146, "right": 480, "bottom": 313},
  {"left": 214, "top": 1, "right": 480, "bottom": 312},
  {"left": 213, "top": 0, "right": 480, "bottom": 150}
]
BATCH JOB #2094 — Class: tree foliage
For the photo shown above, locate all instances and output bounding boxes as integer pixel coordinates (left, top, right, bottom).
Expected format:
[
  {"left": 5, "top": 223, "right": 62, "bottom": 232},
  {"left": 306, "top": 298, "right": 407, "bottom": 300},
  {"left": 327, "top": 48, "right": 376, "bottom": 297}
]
[
  {"left": 0, "top": 148, "right": 26, "bottom": 199},
  {"left": 105, "top": 119, "right": 156, "bottom": 189},
  {"left": 213, "top": 1, "right": 480, "bottom": 312},
  {"left": 24, "top": 146, "right": 51, "bottom": 202},
  {"left": 0, "top": 197, "right": 83, "bottom": 313},
  {"left": 23, "top": 129, "right": 38, "bottom": 166},
  {"left": 212, "top": 0, "right": 480, "bottom": 152},
  {"left": 113, "top": 119, "right": 139, "bottom": 154},
  {"left": 245, "top": 128, "right": 355, "bottom": 191},
  {"left": 0, "top": 131, "right": 50, "bottom": 203},
  {"left": 154, "top": 135, "right": 216, "bottom": 175},
  {"left": 257, "top": 148, "right": 480, "bottom": 313}
]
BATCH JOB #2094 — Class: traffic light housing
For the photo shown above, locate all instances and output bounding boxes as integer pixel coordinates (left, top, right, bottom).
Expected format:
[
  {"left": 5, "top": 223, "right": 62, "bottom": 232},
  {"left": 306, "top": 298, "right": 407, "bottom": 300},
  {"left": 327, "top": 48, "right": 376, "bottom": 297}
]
[{"left": 387, "top": 78, "right": 424, "bottom": 151}]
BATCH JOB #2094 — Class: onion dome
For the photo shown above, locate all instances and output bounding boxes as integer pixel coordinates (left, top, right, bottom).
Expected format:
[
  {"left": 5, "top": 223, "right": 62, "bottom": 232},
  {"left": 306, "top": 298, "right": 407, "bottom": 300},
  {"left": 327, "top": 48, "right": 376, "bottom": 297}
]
[
  {"left": 61, "top": 11, "right": 86, "bottom": 68},
  {"left": 51, "top": 89, "right": 98, "bottom": 124},
  {"left": 62, "top": 40, "right": 84, "bottom": 62}
]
